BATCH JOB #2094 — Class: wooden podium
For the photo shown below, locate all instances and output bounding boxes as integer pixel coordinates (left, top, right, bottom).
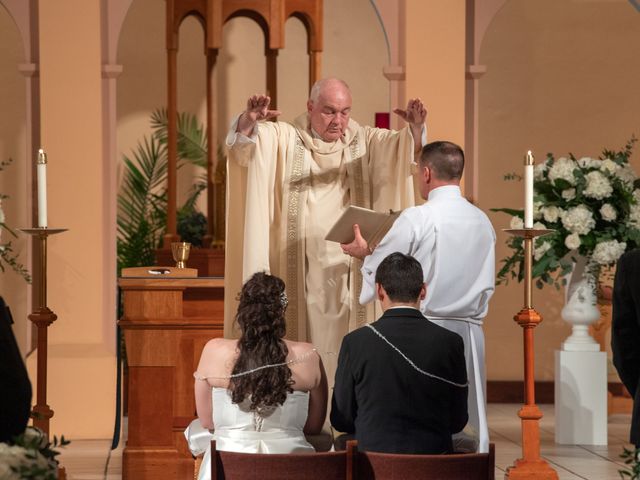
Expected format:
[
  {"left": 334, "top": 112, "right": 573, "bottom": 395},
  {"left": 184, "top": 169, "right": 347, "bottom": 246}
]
[{"left": 118, "top": 270, "right": 224, "bottom": 479}]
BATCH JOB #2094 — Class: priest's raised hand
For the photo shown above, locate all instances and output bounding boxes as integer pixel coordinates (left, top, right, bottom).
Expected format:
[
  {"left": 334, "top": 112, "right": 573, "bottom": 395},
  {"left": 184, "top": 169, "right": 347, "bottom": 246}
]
[
  {"left": 393, "top": 98, "right": 427, "bottom": 152},
  {"left": 236, "top": 94, "right": 282, "bottom": 136}
]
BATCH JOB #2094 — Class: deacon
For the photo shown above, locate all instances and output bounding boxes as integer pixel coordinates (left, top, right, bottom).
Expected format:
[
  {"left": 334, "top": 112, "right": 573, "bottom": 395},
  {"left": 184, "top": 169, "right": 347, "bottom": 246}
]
[
  {"left": 225, "top": 78, "right": 427, "bottom": 383},
  {"left": 341, "top": 141, "right": 496, "bottom": 453}
]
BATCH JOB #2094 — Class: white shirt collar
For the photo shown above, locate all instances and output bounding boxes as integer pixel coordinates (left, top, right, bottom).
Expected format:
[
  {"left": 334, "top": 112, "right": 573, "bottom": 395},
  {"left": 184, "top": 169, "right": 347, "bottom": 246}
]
[
  {"left": 428, "top": 185, "right": 462, "bottom": 201},
  {"left": 385, "top": 305, "right": 421, "bottom": 312}
]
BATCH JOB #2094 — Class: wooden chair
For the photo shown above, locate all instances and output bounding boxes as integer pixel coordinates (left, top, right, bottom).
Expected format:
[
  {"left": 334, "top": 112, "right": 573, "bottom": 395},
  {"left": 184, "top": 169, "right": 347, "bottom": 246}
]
[
  {"left": 210, "top": 439, "right": 356, "bottom": 479},
  {"left": 354, "top": 443, "right": 495, "bottom": 480}
]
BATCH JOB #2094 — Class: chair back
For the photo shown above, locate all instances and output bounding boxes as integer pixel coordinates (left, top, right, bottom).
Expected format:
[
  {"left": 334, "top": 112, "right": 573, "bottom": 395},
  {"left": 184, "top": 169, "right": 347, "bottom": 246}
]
[
  {"left": 355, "top": 443, "right": 495, "bottom": 480},
  {"left": 210, "top": 440, "right": 356, "bottom": 480}
]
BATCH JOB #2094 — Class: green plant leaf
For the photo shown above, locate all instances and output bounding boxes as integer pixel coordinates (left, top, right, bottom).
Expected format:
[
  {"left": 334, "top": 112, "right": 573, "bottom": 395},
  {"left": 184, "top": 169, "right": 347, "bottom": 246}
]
[{"left": 117, "top": 110, "right": 208, "bottom": 273}]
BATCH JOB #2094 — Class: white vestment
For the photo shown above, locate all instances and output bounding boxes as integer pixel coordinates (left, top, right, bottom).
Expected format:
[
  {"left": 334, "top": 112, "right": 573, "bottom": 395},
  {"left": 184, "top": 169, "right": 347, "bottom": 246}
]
[
  {"left": 360, "top": 185, "right": 496, "bottom": 453},
  {"left": 225, "top": 113, "right": 418, "bottom": 383}
]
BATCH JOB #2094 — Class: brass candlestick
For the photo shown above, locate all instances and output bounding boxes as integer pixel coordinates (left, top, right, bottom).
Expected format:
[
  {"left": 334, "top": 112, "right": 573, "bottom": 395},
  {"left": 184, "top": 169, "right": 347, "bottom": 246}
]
[
  {"left": 20, "top": 227, "right": 67, "bottom": 435},
  {"left": 504, "top": 228, "right": 558, "bottom": 480},
  {"left": 171, "top": 241, "right": 191, "bottom": 268}
]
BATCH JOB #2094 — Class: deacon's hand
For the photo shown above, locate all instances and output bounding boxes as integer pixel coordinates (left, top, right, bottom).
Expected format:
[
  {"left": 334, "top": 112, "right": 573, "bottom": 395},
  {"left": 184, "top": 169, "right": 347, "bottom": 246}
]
[
  {"left": 340, "top": 224, "right": 371, "bottom": 261},
  {"left": 236, "top": 94, "right": 282, "bottom": 136}
]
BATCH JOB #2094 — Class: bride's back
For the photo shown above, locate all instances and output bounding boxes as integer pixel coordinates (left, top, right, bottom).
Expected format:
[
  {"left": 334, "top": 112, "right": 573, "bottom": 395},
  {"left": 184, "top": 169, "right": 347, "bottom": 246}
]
[{"left": 194, "top": 272, "right": 327, "bottom": 435}]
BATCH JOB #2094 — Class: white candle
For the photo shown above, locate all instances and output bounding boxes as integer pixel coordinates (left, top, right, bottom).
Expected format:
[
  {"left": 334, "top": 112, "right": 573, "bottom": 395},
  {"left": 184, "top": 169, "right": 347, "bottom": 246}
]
[
  {"left": 37, "top": 148, "right": 47, "bottom": 228},
  {"left": 524, "top": 150, "right": 534, "bottom": 228}
]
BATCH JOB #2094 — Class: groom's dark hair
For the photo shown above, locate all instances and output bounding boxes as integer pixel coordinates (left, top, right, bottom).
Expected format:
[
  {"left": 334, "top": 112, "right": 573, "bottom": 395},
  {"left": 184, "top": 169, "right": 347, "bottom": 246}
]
[{"left": 375, "top": 253, "right": 424, "bottom": 302}]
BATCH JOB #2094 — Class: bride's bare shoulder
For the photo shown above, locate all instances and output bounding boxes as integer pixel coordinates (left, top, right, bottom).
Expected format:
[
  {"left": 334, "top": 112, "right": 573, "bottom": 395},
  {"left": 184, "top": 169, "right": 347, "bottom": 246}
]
[
  {"left": 284, "top": 341, "right": 320, "bottom": 368},
  {"left": 201, "top": 338, "right": 238, "bottom": 358},
  {"left": 284, "top": 340, "right": 316, "bottom": 355}
]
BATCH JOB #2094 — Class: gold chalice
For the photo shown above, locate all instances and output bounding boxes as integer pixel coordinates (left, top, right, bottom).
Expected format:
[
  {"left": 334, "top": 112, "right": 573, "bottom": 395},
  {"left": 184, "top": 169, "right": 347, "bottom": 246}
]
[{"left": 171, "top": 242, "right": 191, "bottom": 268}]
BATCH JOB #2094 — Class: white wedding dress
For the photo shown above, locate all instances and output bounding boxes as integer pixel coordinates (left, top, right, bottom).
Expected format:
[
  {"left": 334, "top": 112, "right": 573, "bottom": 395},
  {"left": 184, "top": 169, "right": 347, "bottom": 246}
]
[{"left": 185, "top": 387, "right": 315, "bottom": 480}]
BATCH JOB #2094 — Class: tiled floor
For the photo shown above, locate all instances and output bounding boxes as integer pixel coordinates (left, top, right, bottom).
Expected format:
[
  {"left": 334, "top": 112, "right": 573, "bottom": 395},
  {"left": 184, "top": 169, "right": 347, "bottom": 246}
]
[
  {"left": 57, "top": 404, "right": 634, "bottom": 479},
  {"left": 490, "top": 404, "right": 632, "bottom": 479}
]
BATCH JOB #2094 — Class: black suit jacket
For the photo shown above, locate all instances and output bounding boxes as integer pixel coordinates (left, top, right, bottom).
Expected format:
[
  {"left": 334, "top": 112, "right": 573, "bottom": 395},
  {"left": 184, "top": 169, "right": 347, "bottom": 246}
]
[
  {"left": 0, "top": 296, "right": 32, "bottom": 442},
  {"left": 612, "top": 249, "right": 640, "bottom": 446},
  {"left": 330, "top": 308, "right": 468, "bottom": 454}
]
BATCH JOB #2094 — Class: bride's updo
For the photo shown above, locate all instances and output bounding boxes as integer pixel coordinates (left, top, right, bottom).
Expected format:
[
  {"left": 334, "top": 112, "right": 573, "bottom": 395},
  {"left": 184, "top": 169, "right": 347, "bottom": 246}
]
[{"left": 230, "top": 272, "right": 293, "bottom": 410}]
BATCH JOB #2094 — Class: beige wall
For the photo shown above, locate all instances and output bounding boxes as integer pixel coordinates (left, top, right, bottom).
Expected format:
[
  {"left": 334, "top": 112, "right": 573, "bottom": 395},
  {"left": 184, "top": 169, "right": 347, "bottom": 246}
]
[
  {"left": 406, "top": 0, "right": 466, "bottom": 148},
  {"left": 479, "top": 0, "right": 640, "bottom": 381},
  {"left": 0, "top": 4, "right": 30, "bottom": 355}
]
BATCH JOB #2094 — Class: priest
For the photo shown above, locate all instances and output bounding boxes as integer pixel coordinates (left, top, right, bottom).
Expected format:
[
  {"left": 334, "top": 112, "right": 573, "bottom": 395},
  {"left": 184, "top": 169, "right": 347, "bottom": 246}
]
[{"left": 225, "top": 78, "right": 426, "bottom": 382}]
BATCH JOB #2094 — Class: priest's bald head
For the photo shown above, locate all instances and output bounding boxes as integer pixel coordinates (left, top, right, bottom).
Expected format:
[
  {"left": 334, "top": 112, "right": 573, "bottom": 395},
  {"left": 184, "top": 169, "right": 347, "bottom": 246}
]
[
  {"left": 417, "top": 141, "right": 465, "bottom": 200},
  {"left": 307, "top": 78, "right": 353, "bottom": 142}
]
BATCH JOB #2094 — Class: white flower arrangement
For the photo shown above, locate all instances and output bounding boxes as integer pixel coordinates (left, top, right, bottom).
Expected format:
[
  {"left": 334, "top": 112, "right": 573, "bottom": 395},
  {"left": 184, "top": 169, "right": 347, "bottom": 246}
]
[
  {"left": 591, "top": 239, "right": 627, "bottom": 265},
  {"left": 584, "top": 170, "right": 613, "bottom": 200},
  {"left": 0, "top": 426, "right": 68, "bottom": 479},
  {"left": 562, "top": 188, "right": 576, "bottom": 201},
  {"left": 548, "top": 157, "right": 578, "bottom": 185},
  {"left": 494, "top": 137, "right": 640, "bottom": 288},
  {"left": 600, "top": 203, "right": 617, "bottom": 222}
]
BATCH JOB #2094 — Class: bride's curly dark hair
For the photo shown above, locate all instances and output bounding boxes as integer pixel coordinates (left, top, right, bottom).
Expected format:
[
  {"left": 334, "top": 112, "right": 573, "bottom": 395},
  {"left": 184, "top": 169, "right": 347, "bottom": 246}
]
[{"left": 230, "top": 272, "right": 293, "bottom": 410}]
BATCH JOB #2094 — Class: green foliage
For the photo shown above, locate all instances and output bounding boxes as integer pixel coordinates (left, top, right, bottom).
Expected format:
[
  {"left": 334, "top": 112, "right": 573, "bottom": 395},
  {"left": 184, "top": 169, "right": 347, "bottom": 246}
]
[
  {"left": 116, "top": 109, "right": 208, "bottom": 272},
  {"left": 178, "top": 204, "right": 207, "bottom": 247},
  {"left": 116, "top": 136, "right": 167, "bottom": 270},
  {"left": 151, "top": 108, "right": 207, "bottom": 168},
  {"left": 0, "top": 241, "right": 32, "bottom": 282},
  {"left": 493, "top": 137, "right": 640, "bottom": 289},
  {"left": 619, "top": 446, "right": 640, "bottom": 479},
  {"left": 1, "top": 426, "right": 70, "bottom": 479},
  {"left": 0, "top": 157, "right": 31, "bottom": 283}
]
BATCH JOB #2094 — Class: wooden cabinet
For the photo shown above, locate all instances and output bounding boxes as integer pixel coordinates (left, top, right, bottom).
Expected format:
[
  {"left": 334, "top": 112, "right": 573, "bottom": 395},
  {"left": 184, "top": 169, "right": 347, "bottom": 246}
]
[{"left": 118, "top": 277, "right": 224, "bottom": 479}]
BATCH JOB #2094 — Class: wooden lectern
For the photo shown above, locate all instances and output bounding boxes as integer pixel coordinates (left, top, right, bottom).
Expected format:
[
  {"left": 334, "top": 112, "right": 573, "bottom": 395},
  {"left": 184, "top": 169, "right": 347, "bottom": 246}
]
[{"left": 118, "top": 270, "right": 224, "bottom": 479}]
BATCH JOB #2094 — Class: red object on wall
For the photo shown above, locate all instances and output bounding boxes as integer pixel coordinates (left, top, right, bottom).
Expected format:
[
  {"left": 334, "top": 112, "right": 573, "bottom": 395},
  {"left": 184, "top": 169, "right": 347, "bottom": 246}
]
[{"left": 375, "top": 112, "right": 390, "bottom": 129}]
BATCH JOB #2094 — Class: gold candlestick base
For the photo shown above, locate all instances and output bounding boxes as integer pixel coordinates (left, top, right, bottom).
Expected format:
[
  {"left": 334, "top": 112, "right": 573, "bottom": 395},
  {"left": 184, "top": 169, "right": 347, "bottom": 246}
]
[{"left": 20, "top": 227, "right": 67, "bottom": 436}]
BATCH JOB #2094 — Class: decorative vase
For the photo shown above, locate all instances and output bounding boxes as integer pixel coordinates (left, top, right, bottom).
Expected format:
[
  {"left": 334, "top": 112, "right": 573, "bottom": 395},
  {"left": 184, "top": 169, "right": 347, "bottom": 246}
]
[{"left": 561, "top": 255, "right": 601, "bottom": 351}]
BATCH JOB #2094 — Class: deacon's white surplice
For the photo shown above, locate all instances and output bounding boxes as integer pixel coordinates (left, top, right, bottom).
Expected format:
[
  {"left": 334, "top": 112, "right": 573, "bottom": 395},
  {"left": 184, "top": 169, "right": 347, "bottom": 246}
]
[{"left": 360, "top": 185, "right": 496, "bottom": 453}]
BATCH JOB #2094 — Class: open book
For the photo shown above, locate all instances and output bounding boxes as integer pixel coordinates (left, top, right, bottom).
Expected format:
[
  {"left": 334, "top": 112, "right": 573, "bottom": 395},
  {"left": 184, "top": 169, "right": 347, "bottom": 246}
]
[{"left": 324, "top": 206, "right": 401, "bottom": 246}]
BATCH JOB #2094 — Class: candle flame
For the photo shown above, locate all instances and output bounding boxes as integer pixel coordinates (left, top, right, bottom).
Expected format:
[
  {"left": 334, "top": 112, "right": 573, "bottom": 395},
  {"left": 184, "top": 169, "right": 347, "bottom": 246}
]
[
  {"left": 525, "top": 150, "right": 534, "bottom": 166},
  {"left": 37, "top": 148, "right": 47, "bottom": 165}
]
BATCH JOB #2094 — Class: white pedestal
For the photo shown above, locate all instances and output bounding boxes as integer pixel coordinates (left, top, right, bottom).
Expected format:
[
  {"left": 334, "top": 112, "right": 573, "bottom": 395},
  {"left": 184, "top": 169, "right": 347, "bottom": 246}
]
[{"left": 555, "top": 350, "right": 607, "bottom": 445}]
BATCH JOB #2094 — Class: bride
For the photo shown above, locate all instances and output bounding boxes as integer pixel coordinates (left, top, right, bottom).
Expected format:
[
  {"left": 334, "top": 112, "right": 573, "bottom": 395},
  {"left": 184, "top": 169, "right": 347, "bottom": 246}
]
[{"left": 185, "top": 272, "right": 328, "bottom": 478}]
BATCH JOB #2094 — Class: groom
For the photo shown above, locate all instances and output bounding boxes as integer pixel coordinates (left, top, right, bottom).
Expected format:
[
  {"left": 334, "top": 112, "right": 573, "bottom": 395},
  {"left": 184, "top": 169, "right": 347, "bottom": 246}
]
[{"left": 330, "top": 253, "right": 468, "bottom": 453}]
